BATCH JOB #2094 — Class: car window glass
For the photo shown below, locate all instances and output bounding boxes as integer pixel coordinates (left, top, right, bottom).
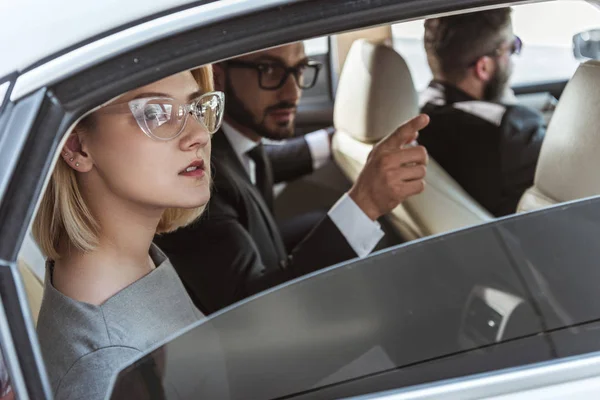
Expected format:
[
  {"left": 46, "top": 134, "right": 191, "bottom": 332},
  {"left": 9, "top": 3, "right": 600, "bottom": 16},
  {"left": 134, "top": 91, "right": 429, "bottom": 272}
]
[
  {"left": 304, "top": 37, "right": 329, "bottom": 56},
  {"left": 392, "top": 0, "right": 600, "bottom": 90},
  {"left": 110, "top": 196, "right": 600, "bottom": 400}
]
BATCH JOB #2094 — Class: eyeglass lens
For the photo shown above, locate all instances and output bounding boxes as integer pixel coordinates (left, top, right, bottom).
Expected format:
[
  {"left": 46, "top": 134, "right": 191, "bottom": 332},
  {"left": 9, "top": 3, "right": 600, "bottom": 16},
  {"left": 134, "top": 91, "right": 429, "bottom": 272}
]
[
  {"left": 142, "top": 93, "right": 223, "bottom": 139},
  {"left": 261, "top": 64, "right": 318, "bottom": 89}
]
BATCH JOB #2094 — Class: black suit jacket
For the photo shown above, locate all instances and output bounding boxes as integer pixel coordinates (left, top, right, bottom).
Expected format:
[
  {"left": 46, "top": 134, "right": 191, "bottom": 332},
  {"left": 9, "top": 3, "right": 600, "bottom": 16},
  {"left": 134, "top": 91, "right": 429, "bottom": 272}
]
[
  {"left": 265, "top": 135, "right": 314, "bottom": 184},
  {"left": 155, "top": 130, "right": 357, "bottom": 314},
  {"left": 419, "top": 81, "right": 545, "bottom": 217},
  {"left": 266, "top": 127, "right": 335, "bottom": 183}
]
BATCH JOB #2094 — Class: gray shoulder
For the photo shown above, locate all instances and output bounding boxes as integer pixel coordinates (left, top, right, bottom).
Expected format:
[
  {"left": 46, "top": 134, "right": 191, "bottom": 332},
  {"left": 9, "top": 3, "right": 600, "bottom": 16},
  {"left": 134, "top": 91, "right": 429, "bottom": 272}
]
[
  {"left": 54, "top": 346, "right": 142, "bottom": 400},
  {"left": 452, "top": 101, "right": 507, "bottom": 127}
]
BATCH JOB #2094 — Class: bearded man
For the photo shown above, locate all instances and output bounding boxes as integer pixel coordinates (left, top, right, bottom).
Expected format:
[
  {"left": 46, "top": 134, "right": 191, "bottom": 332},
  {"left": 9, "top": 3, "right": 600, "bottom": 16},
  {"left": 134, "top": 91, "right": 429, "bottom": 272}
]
[
  {"left": 419, "top": 8, "right": 545, "bottom": 216},
  {"left": 156, "top": 43, "right": 430, "bottom": 313}
]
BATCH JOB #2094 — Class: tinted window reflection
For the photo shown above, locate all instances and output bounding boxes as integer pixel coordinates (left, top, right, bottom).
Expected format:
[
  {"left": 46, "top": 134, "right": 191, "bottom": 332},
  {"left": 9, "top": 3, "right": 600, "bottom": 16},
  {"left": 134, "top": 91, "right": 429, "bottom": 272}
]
[
  {"left": 111, "top": 197, "right": 600, "bottom": 399},
  {"left": 0, "top": 349, "right": 14, "bottom": 400},
  {"left": 110, "top": 350, "right": 166, "bottom": 400}
]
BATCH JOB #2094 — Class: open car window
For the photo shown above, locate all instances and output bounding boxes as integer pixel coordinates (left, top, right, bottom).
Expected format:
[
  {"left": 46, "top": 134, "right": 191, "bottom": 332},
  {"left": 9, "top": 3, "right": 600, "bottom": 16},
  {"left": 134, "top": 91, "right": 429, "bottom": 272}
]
[
  {"left": 110, "top": 196, "right": 600, "bottom": 399},
  {"left": 392, "top": 0, "right": 600, "bottom": 91}
]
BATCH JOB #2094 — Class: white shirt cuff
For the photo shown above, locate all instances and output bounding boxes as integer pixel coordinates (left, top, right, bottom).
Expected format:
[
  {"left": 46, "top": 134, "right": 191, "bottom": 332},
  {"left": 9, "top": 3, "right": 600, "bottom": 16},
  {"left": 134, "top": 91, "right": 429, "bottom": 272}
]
[
  {"left": 328, "top": 193, "right": 384, "bottom": 258},
  {"left": 305, "top": 129, "right": 332, "bottom": 171}
]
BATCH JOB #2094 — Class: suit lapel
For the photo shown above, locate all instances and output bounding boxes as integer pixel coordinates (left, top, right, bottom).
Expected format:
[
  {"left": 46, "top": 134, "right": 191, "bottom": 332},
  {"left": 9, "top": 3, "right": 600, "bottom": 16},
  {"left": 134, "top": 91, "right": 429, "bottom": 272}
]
[
  {"left": 212, "top": 130, "right": 250, "bottom": 182},
  {"left": 212, "top": 131, "right": 287, "bottom": 259}
]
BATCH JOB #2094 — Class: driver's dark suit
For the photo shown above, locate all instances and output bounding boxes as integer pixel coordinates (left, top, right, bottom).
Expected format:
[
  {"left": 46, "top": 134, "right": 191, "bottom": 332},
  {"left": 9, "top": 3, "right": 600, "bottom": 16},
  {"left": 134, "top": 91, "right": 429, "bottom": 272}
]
[{"left": 418, "top": 81, "right": 546, "bottom": 217}]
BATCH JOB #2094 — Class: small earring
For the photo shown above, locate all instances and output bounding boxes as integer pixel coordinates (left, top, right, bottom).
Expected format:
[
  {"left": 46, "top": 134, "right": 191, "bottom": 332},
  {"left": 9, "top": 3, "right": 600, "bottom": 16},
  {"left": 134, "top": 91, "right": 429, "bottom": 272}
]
[
  {"left": 64, "top": 152, "right": 68, "bottom": 156},
  {"left": 76, "top": 162, "right": 80, "bottom": 167},
  {"left": 69, "top": 158, "right": 74, "bottom": 162}
]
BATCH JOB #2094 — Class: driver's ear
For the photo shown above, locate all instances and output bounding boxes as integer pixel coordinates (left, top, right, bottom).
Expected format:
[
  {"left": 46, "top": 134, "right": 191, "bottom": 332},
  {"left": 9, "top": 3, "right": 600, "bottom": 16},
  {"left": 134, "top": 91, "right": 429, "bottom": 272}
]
[
  {"left": 474, "top": 56, "right": 496, "bottom": 82},
  {"left": 61, "top": 126, "right": 94, "bottom": 173},
  {"left": 213, "top": 63, "right": 226, "bottom": 92}
]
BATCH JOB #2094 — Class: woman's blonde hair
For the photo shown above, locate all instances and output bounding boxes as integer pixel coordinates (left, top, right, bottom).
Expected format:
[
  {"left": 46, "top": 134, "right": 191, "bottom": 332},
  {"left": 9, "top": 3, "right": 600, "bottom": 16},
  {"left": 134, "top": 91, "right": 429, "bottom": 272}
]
[{"left": 33, "top": 66, "right": 214, "bottom": 260}]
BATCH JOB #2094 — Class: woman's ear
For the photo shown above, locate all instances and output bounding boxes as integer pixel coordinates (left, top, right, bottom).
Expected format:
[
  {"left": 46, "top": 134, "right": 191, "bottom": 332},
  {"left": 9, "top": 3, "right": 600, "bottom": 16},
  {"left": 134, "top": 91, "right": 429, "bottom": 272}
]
[
  {"left": 61, "top": 131, "right": 93, "bottom": 173},
  {"left": 474, "top": 56, "right": 496, "bottom": 82},
  {"left": 213, "top": 63, "right": 226, "bottom": 92}
]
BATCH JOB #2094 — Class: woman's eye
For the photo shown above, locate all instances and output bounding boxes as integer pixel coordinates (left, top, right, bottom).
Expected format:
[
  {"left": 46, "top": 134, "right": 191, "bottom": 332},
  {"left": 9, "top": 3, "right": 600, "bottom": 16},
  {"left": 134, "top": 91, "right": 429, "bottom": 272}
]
[{"left": 144, "top": 104, "right": 171, "bottom": 125}]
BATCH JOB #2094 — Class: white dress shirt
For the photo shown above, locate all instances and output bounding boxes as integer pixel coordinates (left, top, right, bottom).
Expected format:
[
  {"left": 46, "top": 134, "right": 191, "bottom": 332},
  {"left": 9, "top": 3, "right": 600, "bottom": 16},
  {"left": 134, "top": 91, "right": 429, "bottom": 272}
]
[{"left": 221, "top": 122, "right": 384, "bottom": 257}]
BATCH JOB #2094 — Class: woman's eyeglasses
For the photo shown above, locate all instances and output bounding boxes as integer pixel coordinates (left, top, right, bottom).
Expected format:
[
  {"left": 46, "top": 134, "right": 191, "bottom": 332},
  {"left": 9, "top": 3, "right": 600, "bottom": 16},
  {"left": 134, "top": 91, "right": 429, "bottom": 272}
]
[
  {"left": 226, "top": 60, "right": 322, "bottom": 90},
  {"left": 99, "top": 91, "right": 225, "bottom": 141}
]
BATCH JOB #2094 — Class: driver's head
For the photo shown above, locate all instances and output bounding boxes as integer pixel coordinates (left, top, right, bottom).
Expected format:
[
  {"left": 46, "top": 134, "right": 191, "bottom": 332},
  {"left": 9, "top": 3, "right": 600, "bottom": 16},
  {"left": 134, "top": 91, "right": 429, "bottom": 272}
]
[
  {"left": 424, "top": 8, "right": 518, "bottom": 102},
  {"left": 214, "top": 43, "right": 320, "bottom": 141}
]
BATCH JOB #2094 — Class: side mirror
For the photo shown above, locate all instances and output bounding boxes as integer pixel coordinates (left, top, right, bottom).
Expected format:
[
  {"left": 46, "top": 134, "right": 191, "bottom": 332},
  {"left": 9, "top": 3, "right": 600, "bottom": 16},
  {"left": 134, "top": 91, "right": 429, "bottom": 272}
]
[{"left": 573, "top": 29, "right": 600, "bottom": 60}]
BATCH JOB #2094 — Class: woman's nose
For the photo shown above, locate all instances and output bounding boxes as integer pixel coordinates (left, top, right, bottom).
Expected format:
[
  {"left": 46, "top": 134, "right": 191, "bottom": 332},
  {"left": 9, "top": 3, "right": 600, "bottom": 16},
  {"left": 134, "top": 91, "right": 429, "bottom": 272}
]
[{"left": 179, "top": 114, "right": 211, "bottom": 151}]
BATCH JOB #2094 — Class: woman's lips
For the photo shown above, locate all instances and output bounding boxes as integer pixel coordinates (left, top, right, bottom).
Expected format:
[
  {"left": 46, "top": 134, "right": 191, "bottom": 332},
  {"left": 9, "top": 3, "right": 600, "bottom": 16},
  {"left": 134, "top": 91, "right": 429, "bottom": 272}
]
[{"left": 179, "top": 160, "right": 205, "bottom": 178}]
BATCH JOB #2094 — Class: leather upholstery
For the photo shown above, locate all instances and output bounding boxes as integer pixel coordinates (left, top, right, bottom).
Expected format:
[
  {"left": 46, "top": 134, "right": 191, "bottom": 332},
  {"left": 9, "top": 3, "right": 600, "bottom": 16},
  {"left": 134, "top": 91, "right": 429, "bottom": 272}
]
[
  {"left": 17, "top": 232, "right": 46, "bottom": 324},
  {"left": 518, "top": 61, "right": 600, "bottom": 212},
  {"left": 18, "top": 259, "right": 43, "bottom": 324},
  {"left": 333, "top": 40, "right": 492, "bottom": 240},
  {"left": 334, "top": 39, "right": 418, "bottom": 143}
]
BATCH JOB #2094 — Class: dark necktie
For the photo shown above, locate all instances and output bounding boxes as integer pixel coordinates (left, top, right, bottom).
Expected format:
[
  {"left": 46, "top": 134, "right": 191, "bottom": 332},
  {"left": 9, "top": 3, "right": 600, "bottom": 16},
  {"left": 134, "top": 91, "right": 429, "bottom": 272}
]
[{"left": 247, "top": 143, "right": 274, "bottom": 210}]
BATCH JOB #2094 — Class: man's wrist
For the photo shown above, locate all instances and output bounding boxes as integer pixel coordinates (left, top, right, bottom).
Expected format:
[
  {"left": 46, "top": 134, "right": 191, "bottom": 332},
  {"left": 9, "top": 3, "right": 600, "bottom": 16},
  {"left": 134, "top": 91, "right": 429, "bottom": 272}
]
[{"left": 348, "top": 187, "right": 381, "bottom": 221}]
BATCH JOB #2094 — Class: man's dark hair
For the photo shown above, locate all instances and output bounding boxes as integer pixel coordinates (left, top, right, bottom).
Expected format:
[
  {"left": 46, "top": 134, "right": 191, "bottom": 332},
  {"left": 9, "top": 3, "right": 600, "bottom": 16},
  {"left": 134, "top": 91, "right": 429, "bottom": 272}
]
[{"left": 424, "top": 8, "right": 512, "bottom": 82}]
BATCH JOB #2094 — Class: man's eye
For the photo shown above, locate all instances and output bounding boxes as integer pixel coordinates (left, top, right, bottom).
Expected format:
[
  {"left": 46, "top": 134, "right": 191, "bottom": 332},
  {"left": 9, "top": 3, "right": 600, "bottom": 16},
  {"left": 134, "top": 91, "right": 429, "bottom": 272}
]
[{"left": 261, "top": 65, "right": 277, "bottom": 75}]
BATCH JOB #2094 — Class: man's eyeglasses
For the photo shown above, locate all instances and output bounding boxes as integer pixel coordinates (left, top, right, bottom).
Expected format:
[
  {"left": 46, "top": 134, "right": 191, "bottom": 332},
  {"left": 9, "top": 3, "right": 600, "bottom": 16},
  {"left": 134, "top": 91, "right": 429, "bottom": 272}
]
[
  {"left": 226, "top": 60, "right": 322, "bottom": 90},
  {"left": 505, "top": 35, "right": 523, "bottom": 56},
  {"left": 98, "top": 91, "right": 225, "bottom": 141},
  {"left": 469, "top": 36, "right": 523, "bottom": 67}
]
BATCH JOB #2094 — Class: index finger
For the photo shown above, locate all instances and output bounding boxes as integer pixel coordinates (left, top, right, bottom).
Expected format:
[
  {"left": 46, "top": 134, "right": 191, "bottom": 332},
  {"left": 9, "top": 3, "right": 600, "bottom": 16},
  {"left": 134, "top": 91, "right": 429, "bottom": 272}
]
[{"left": 380, "top": 114, "right": 430, "bottom": 150}]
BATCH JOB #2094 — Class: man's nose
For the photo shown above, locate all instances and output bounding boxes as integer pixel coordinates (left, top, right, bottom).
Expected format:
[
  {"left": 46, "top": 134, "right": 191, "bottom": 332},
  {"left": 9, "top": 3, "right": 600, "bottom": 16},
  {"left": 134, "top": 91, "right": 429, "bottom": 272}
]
[{"left": 278, "top": 72, "right": 301, "bottom": 103}]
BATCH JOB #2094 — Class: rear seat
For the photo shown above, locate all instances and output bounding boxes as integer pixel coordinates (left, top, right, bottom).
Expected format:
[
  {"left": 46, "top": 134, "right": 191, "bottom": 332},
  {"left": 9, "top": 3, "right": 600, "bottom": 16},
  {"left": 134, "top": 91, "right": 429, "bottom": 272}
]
[
  {"left": 518, "top": 61, "right": 600, "bottom": 212},
  {"left": 332, "top": 39, "right": 492, "bottom": 241}
]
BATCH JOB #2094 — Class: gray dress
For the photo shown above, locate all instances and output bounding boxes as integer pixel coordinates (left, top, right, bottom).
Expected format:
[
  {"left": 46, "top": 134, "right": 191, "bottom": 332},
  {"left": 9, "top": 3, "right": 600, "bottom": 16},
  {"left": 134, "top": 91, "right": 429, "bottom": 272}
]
[{"left": 36, "top": 244, "right": 203, "bottom": 400}]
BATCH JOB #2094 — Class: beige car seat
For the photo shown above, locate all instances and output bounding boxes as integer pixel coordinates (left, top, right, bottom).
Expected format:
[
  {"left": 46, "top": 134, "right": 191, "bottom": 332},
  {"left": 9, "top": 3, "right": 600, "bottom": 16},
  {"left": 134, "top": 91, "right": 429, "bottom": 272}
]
[
  {"left": 16, "top": 232, "right": 45, "bottom": 324},
  {"left": 332, "top": 39, "right": 492, "bottom": 241},
  {"left": 518, "top": 61, "right": 600, "bottom": 212}
]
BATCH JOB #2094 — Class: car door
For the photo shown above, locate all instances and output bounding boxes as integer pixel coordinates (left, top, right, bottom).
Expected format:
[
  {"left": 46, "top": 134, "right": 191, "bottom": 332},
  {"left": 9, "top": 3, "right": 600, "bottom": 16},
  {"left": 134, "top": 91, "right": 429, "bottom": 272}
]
[{"left": 109, "top": 195, "right": 600, "bottom": 399}]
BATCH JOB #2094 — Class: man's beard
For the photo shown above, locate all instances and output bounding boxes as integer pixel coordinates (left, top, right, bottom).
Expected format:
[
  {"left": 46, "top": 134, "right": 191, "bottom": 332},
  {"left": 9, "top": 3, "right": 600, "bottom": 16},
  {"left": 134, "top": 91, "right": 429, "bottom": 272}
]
[
  {"left": 224, "top": 79, "right": 296, "bottom": 141},
  {"left": 483, "top": 60, "right": 511, "bottom": 103}
]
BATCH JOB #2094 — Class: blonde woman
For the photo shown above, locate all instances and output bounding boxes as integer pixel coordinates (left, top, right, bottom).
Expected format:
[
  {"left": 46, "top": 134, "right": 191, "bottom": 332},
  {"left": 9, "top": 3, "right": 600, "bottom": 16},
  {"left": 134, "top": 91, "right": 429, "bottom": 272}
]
[{"left": 32, "top": 67, "right": 224, "bottom": 400}]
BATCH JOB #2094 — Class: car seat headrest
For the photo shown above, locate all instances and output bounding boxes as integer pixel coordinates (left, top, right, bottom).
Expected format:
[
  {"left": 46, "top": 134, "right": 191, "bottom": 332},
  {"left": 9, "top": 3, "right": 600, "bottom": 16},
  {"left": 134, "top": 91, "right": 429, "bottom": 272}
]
[
  {"left": 532, "top": 60, "right": 600, "bottom": 203},
  {"left": 334, "top": 39, "right": 418, "bottom": 143}
]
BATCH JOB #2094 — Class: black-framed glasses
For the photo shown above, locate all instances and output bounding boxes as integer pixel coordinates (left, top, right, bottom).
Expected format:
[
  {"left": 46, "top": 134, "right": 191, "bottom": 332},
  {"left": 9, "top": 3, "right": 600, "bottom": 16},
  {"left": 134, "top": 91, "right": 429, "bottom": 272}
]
[
  {"left": 468, "top": 35, "right": 523, "bottom": 67},
  {"left": 226, "top": 60, "right": 322, "bottom": 90}
]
